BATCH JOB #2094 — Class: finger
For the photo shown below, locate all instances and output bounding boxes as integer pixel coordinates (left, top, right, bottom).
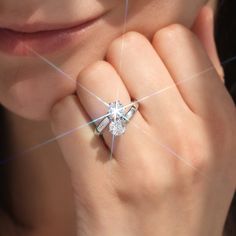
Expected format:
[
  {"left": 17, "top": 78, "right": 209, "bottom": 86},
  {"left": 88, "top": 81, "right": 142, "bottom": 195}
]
[
  {"left": 76, "top": 60, "right": 146, "bottom": 159},
  {"left": 152, "top": 24, "right": 229, "bottom": 118},
  {"left": 192, "top": 6, "right": 224, "bottom": 81},
  {"left": 50, "top": 95, "right": 109, "bottom": 176},
  {"left": 106, "top": 32, "right": 189, "bottom": 125}
]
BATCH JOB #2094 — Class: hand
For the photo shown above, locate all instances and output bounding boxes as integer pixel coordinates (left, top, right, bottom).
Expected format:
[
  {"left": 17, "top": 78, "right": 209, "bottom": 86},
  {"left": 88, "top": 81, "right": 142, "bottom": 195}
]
[{"left": 50, "top": 7, "right": 236, "bottom": 236}]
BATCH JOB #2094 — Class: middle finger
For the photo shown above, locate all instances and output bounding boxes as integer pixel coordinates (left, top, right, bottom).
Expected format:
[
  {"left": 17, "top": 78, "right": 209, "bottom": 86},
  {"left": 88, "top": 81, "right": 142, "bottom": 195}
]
[
  {"left": 76, "top": 60, "right": 147, "bottom": 160},
  {"left": 106, "top": 31, "right": 190, "bottom": 125}
]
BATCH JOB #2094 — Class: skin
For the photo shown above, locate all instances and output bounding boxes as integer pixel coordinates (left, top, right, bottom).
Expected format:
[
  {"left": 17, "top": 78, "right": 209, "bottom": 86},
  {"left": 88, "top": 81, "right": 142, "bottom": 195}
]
[
  {"left": 0, "top": 0, "right": 210, "bottom": 120},
  {"left": 0, "top": 0, "right": 235, "bottom": 236}
]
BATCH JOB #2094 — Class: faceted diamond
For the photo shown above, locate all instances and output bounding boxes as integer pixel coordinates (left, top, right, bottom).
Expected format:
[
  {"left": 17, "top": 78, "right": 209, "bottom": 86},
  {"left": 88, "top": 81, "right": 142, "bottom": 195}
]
[
  {"left": 108, "top": 101, "right": 125, "bottom": 120},
  {"left": 109, "top": 119, "right": 126, "bottom": 136}
]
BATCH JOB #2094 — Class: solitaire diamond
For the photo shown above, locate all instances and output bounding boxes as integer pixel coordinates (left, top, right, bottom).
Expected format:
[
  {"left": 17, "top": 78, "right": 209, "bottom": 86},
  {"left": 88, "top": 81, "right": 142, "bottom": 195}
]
[
  {"left": 109, "top": 119, "right": 126, "bottom": 136},
  {"left": 107, "top": 100, "right": 127, "bottom": 136},
  {"left": 94, "top": 100, "right": 138, "bottom": 136},
  {"left": 108, "top": 101, "right": 126, "bottom": 120}
]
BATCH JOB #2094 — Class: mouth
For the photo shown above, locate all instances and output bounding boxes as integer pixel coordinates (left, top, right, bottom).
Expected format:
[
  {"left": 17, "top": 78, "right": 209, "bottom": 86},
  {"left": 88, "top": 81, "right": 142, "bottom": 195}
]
[{"left": 0, "top": 12, "right": 107, "bottom": 56}]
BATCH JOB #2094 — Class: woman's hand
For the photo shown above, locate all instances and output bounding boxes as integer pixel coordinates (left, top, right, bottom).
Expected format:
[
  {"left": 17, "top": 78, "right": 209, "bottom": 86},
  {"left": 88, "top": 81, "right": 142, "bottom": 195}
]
[{"left": 50, "top": 7, "right": 236, "bottom": 236}]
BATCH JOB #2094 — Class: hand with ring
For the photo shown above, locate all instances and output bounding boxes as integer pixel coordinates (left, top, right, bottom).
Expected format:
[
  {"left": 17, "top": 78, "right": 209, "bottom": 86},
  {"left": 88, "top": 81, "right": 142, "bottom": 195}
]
[{"left": 50, "top": 7, "right": 236, "bottom": 236}]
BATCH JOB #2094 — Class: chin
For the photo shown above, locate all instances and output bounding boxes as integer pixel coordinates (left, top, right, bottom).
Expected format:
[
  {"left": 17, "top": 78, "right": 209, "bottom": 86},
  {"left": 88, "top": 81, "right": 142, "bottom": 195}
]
[{"left": 1, "top": 75, "right": 76, "bottom": 121}]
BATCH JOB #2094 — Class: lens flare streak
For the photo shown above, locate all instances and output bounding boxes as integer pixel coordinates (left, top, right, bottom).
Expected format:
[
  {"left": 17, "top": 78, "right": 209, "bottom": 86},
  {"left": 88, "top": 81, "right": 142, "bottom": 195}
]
[
  {"left": 1, "top": 0, "right": 236, "bottom": 178},
  {"left": 25, "top": 45, "right": 109, "bottom": 107}
]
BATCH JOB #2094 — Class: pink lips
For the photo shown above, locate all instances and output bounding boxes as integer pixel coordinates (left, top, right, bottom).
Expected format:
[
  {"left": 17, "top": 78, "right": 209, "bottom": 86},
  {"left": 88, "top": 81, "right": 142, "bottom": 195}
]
[{"left": 0, "top": 14, "right": 104, "bottom": 56}]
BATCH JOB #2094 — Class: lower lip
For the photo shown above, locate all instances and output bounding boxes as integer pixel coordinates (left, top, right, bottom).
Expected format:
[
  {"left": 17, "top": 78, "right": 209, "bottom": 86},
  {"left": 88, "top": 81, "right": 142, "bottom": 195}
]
[{"left": 0, "top": 14, "right": 104, "bottom": 57}]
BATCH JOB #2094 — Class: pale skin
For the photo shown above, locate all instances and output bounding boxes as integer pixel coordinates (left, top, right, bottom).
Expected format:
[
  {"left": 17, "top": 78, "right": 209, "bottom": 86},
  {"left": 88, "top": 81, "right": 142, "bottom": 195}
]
[{"left": 0, "top": 0, "right": 235, "bottom": 236}]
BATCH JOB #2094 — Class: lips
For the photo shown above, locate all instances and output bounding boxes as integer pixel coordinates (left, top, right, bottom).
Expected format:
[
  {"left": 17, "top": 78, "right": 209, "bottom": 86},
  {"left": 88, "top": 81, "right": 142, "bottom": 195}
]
[{"left": 0, "top": 13, "right": 105, "bottom": 56}]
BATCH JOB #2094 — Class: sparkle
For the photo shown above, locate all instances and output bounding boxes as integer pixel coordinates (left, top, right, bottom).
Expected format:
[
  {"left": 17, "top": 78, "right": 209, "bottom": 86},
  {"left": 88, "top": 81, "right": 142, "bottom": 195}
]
[
  {"left": 1, "top": 0, "right": 235, "bottom": 181},
  {"left": 109, "top": 119, "right": 126, "bottom": 136},
  {"left": 108, "top": 101, "right": 126, "bottom": 136},
  {"left": 108, "top": 100, "right": 126, "bottom": 120}
]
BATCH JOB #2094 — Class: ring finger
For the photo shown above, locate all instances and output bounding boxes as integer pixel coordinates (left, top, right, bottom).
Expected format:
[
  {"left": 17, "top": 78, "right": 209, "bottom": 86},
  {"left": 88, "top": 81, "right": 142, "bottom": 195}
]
[{"left": 76, "top": 60, "right": 147, "bottom": 160}]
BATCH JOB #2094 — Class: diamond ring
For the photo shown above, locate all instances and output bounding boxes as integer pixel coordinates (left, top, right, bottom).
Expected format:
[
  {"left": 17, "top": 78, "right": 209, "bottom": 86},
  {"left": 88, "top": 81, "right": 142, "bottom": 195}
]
[{"left": 95, "top": 100, "right": 139, "bottom": 136}]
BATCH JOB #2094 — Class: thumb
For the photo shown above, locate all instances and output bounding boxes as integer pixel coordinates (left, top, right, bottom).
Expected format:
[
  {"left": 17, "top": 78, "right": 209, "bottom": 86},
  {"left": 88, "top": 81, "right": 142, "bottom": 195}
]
[{"left": 192, "top": 5, "right": 224, "bottom": 82}]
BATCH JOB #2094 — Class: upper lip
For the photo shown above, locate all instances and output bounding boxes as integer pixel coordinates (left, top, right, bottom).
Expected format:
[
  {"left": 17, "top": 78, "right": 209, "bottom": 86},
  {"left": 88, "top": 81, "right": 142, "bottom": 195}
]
[{"left": 0, "top": 12, "right": 105, "bottom": 33}]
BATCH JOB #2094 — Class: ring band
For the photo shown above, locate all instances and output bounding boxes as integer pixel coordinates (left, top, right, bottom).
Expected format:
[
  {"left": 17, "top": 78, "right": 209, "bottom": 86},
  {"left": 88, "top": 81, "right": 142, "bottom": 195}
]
[
  {"left": 95, "top": 100, "right": 139, "bottom": 136},
  {"left": 123, "top": 103, "right": 139, "bottom": 124},
  {"left": 94, "top": 116, "right": 110, "bottom": 135}
]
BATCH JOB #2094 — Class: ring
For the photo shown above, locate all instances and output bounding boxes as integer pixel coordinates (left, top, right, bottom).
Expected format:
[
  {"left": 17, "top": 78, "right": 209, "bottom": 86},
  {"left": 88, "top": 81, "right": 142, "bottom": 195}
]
[{"left": 95, "top": 100, "right": 139, "bottom": 136}]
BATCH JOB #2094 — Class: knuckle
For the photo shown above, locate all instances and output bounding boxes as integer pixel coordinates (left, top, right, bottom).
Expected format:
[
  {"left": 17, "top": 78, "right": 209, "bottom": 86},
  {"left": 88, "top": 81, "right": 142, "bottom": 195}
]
[
  {"left": 187, "top": 139, "right": 207, "bottom": 168},
  {"left": 107, "top": 31, "right": 148, "bottom": 57},
  {"left": 134, "top": 171, "right": 158, "bottom": 195},
  {"left": 178, "top": 141, "right": 208, "bottom": 182},
  {"left": 169, "top": 125, "right": 209, "bottom": 183},
  {"left": 122, "top": 31, "right": 148, "bottom": 45},
  {"left": 78, "top": 60, "right": 110, "bottom": 84},
  {"left": 189, "top": 153, "right": 207, "bottom": 174},
  {"left": 166, "top": 23, "right": 188, "bottom": 34},
  {"left": 139, "top": 173, "right": 175, "bottom": 199},
  {"left": 117, "top": 165, "right": 172, "bottom": 202},
  {"left": 153, "top": 23, "right": 189, "bottom": 44}
]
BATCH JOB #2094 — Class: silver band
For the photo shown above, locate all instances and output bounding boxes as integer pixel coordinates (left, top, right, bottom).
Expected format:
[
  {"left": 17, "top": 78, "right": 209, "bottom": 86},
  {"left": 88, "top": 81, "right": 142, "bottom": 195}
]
[
  {"left": 123, "top": 103, "right": 139, "bottom": 124},
  {"left": 95, "top": 101, "right": 139, "bottom": 136},
  {"left": 94, "top": 116, "right": 110, "bottom": 135}
]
